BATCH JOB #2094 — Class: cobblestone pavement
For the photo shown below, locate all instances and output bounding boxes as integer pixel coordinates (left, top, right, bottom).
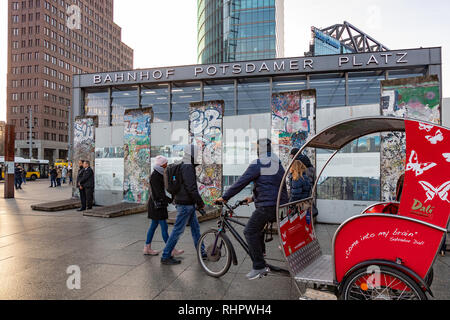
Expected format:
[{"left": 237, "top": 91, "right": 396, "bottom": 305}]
[{"left": 0, "top": 180, "right": 448, "bottom": 300}]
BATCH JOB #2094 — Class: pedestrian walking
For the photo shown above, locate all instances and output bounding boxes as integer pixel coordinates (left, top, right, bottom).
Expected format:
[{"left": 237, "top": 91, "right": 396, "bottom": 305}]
[
  {"left": 14, "top": 165, "right": 23, "bottom": 190},
  {"left": 144, "top": 156, "right": 184, "bottom": 257},
  {"left": 68, "top": 168, "right": 73, "bottom": 185},
  {"left": 56, "top": 167, "right": 62, "bottom": 187},
  {"left": 160, "top": 145, "right": 205, "bottom": 265},
  {"left": 79, "top": 161, "right": 94, "bottom": 210},
  {"left": 62, "top": 166, "right": 68, "bottom": 184},
  {"left": 216, "top": 139, "right": 289, "bottom": 280},
  {"left": 49, "top": 166, "right": 57, "bottom": 188},
  {"left": 76, "top": 160, "right": 86, "bottom": 211}
]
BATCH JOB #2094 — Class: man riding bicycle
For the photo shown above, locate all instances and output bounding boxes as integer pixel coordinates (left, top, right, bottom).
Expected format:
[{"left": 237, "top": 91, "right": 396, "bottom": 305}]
[{"left": 216, "top": 138, "right": 289, "bottom": 280}]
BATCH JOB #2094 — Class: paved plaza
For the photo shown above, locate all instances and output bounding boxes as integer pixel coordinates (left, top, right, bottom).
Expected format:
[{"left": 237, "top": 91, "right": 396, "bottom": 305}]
[{"left": 0, "top": 180, "right": 448, "bottom": 300}]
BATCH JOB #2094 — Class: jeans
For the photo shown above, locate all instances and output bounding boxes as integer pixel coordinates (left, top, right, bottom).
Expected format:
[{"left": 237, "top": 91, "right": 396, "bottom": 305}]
[
  {"left": 244, "top": 206, "right": 276, "bottom": 270},
  {"left": 50, "top": 177, "right": 57, "bottom": 187},
  {"left": 15, "top": 178, "right": 22, "bottom": 189},
  {"left": 162, "top": 205, "right": 201, "bottom": 259},
  {"left": 146, "top": 219, "right": 169, "bottom": 245}
]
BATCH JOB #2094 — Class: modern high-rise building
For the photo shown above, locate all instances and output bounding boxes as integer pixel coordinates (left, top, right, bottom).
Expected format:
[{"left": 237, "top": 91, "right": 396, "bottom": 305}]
[
  {"left": 197, "top": 0, "right": 284, "bottom": 64},
  {"left": 7, "top": 0, "right": 133, "bottom": 162}
]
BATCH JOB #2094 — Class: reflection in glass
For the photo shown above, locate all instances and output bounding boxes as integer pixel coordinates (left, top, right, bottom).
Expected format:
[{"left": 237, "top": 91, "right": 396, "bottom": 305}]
[
  {"left": 203, "top": 80, "right": 235, "bottom": 116},
  {"left": 310, "top": 73, "right": 346, "bottom": 108},
  {"left": 85, "top": 89, "right": 109, "bottom": 127},
  {"left": 348, "top": 72, "right": 385, "bottom": 106},
  {"left": 237, "top": 78, "right": 270, "bottom": 115},
  {"left": 272, "top": 76, "right": 307, "bottom": 94},
  {"left": 141, "top": 84, "right": 170, "bottom": 122},
  {"left": 317, "top": 135, "right": 381, "bottom": 201},
  {"left": 171, "top": 82, "right": 201, "bottom": 121},
  {"left": 111, "top": 86, "right": 139, "bottom": 126}
]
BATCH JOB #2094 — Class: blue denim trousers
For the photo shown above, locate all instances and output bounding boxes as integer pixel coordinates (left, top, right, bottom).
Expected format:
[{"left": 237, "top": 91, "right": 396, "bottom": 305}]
[
  {"left": 146, "top": 219, "right": 169, "bottom": 245},
  {"left": 162, "top": 205, "right": 201, "bottom": 259}
]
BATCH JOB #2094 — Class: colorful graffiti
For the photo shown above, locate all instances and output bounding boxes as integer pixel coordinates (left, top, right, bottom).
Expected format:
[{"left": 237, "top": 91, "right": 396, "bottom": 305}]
[
  {"left": 271, "top": 90, "right": 317, "bottom": 169},
  {"left": 189, "top": 101, "right": 224, "bottom": 206},
  {"left": 123, "top": 108, "right": 153, "bottom": 204},
  {"left": 380, "top": 76, "right": 441, "bottom": 201},
  {"left": 72, "top": 117, "right": 97, "bottom": 198}
]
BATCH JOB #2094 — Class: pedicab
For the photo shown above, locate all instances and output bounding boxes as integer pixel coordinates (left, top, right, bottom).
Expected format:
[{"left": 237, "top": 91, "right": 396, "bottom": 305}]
[{"left": 277, "top": 117, "right": 450, "bottom": 300}]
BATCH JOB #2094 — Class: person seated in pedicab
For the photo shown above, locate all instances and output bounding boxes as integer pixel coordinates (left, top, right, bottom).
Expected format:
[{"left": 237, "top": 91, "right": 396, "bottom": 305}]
[
  {"left": 215, "top": 138, "right": 289, "bottom": 280},
  {"left": 289, "top": 160, "right": 312, "bottom": 203}
]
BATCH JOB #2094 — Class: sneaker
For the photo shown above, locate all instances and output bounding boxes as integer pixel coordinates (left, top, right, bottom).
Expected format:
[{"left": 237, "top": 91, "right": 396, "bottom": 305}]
[
  {"left": 161, "top": 257, "right": 181, "bottom": 265},
  {"left": 246, "top": 267, "right": 270, "bottom": 280},
  {"left": 172, "top": 249, "right": 184, "bottom": 257},
  {"left": 143, "top": 245, "right": 160, "bottom": 256}
]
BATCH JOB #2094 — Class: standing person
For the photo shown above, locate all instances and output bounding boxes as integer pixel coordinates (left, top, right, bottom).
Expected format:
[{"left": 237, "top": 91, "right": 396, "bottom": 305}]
[
  {"left": 68, "top": 167, "right": 73, "bottom": 185},
  {"left": 144, "top": 156, "right": 184, "bottom": 257},
  {"left": 79, "top": 161, "right": 94, "bottom": 210},
  {"left": 76, "top": 160, "right": 86, "bottom": 211},
  {"left": 22, "top": 167, "right": 27, "bottom": 185},
  {"left": 216, "top": 139, "right": 289, "bottom": 280},
  {"left": 62, "top": 166, "right": 68, "bottom": 184},
  {"left": 14, "top": 165, "right": 23, "bottom": 190},
  {"left": 289, "top": 160, "right": 312, "bottom": 203},
  {"left": 160, "top": 145, "right": 205, "bottom": 265},
  {"left": 49, "top": 166, "right": 57, "bottom": 188},
  {"left": 56, "top": 167, "right": 62, "bottom": 187}
]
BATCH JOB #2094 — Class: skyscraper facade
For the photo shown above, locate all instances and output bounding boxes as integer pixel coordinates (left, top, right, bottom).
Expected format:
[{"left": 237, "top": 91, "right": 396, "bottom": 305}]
[
  {"left": 197, "top": 0, "right": 284, "bottom": 64},
  {"left": 7, "top": 0, "right": 133, "bottom": 162}
]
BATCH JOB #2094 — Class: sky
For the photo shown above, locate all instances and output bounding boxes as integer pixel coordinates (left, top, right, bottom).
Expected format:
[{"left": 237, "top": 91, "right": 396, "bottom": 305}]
[{"left": 1, "top": 0, "right": 450, "bottom": 121}]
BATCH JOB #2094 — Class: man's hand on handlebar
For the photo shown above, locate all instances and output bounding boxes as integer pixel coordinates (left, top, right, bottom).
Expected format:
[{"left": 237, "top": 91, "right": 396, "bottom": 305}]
[
  {"left": 214, "top": 198, "right": 227, "bottom": 205},
  {"left": 243, "top": 197, "right": 254, "bottom": 205}
]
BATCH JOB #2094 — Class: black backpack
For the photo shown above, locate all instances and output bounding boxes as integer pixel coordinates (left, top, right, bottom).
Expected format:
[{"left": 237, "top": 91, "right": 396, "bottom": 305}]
[{"left": 165, "top": 162, "right": 183, "bottom": 196}]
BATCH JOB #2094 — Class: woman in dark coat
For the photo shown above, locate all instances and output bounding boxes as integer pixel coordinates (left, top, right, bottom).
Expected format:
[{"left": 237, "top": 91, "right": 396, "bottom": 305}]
[
  {"left": 144, "top": 156, "right": 183, "bottom": 257},
  {"left": 289, "top": 160, "right": 312, "bottom": 203}
]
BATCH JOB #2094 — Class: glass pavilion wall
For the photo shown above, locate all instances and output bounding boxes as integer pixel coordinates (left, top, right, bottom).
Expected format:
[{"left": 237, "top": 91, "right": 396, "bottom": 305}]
[{"left": 80, "top": 67, "right": 428, "bottom": 209}]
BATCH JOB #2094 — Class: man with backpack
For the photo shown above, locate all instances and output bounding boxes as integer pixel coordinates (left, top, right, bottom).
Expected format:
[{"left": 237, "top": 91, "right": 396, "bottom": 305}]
[{"left": 161, "top": 144, "right": 205, "bottom": 265}]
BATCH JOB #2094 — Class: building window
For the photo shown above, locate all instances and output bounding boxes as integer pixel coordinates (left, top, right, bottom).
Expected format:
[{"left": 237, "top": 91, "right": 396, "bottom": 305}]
[
  {"left": 237, "top": 78, "right": 270, "bottom": 115},
  {"left": 141, "top": 84, "right": 170, "bottom": 122},
  {"left": 348, "top": 71, "right": 385, "bottom": 106},
  {"left": 203, "top": 80, "right": 235, "bottom": 116},
  {"left": 272, "top": 75, "right": 307, "bottom": 94},
  {"left": 85, "top": 89, "right": 110, "bottom": 127},
  {"left": 310, "top": 73, "right": 346, "bottom": 108},
  {"left": 111, "top": 86, "right": 139, "bottom": 126},
  {"left": 171, "top": 82, "right": 201, "bottom": 121}
]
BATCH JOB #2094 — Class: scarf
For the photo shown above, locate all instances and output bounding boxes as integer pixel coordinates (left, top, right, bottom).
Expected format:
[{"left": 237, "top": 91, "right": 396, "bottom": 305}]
[{"left": 154, "top": 165, "right": 164, "bottom": 175}]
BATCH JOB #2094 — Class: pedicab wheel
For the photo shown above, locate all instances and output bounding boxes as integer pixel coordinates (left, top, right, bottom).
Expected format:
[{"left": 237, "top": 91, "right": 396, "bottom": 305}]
[
  {"left": 340, "top": 266, "right": 427, "bottom": 300},
  {"left": 197, "top": 229, "right": 232, "bottom": 278}
]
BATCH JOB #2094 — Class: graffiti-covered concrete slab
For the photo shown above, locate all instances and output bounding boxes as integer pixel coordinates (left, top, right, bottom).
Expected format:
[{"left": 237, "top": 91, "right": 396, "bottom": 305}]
[
  {"left": 72, "top": 116, "right": 98, "bottom": 198},
  {"left": 123, "top": 108, "right": 153, "bottom": 204},
  {"left": 189, "top": 101, "right": 224, "bottom": 206},
  {"left": 380, "top": 75, "right": 441, "bottom": 201}
]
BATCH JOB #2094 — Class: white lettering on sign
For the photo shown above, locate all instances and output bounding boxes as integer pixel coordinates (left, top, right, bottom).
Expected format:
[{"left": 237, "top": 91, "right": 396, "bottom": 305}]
[{"left": 89, "top": 52, "right": 413, "bottom": 85}]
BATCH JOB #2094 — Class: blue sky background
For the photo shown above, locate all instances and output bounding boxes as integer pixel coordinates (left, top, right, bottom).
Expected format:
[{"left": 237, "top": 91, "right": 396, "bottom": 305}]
[{"left": 1, "top": 0, "right": 449, "bottom": 121}]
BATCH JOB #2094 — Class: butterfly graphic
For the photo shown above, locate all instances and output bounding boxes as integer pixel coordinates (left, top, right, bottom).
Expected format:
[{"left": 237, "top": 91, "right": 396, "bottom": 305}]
[
  {"left": 443, "top": 154, "right": 450, "bottom": 162},
  {"left": 282, "top": 232, "right": 287, "bottom": 240},
  {"left": 419, "top": 181, "right": 450, "bottom": 203},
  {"left": 419, "top": 123, "right": 434, "bottom": 132},
  {"left": 406, "top": 151, "right": 437, "bottom": 176},
  {"left": 426, "top": 130, "right": 444, "bottom": 145}
]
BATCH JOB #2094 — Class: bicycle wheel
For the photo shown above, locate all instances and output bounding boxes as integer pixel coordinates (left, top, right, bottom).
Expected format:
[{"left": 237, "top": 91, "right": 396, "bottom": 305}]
[
  {"left": 197, "top": 229, "right": 233, "bottom": 278},
  {"left": 340, "top": 266, "right": 427, "bottom": 300}
]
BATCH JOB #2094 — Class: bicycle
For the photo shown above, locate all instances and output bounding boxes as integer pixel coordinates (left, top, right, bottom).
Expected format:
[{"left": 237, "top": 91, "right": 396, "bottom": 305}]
[{"left": 196, "top": 199, "right": 290, "bottom": 278}]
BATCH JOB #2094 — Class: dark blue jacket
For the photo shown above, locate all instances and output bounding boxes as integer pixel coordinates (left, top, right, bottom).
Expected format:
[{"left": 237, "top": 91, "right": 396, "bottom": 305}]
[
  {"left": 223, "top": 154, "right": 289, "bottom": 208},
  {"left": 289, "top": 174, "right": 312, "bottom": 203}
]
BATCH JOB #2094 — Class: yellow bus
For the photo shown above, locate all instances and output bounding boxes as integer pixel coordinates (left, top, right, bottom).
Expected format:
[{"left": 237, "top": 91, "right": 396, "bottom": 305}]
[
  {"left": 0, "top": 157, "right": 50, "bottom": 181},
  {"left": 54, "top": 159, "right": 69, "bottom": 168}
]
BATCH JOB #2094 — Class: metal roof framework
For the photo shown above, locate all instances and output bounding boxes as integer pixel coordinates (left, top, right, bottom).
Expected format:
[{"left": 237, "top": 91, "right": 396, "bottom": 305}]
[{"left": 319, "top": 21, "right": 389, "bottom": 53}]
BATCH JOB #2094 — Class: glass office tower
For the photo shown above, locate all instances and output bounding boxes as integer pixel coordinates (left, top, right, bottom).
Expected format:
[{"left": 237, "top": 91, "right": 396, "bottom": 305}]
[{"left": 197, "top": 0, "right": 284, "bottom": 64}]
